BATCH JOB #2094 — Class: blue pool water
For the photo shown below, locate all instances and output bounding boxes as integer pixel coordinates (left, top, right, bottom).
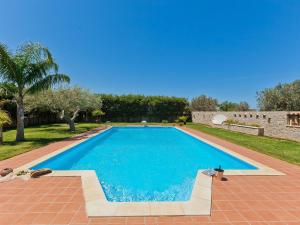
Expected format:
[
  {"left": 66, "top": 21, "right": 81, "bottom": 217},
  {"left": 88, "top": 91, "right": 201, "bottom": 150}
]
[{"left": 32, "top": 127, "right": 256, "bottom": 202}]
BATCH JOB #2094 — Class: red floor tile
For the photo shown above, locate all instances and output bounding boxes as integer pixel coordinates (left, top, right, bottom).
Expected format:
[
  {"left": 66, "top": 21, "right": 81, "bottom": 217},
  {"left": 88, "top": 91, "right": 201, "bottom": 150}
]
[{"left": 0, "top": 127, "right": 299, "bottom": 225}]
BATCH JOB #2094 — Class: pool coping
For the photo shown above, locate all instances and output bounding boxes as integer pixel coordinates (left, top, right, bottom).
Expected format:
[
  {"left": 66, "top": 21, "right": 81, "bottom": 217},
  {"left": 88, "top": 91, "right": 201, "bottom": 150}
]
[{"left": 16, "top": 125, "right": 284, "bottom": 217}]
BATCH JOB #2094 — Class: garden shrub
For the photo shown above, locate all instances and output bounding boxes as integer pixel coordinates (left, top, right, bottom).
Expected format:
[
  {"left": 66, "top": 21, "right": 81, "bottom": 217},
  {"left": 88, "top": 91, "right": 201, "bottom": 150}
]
[{"left": 99, "top": 94, "right": 189, "bottom": 122}]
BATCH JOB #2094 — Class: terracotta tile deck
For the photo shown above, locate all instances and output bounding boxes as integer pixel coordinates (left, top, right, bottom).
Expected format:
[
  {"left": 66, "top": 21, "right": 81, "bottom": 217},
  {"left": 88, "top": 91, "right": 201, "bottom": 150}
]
[{"left": 0, "top": 127, "right": 300, "bottom": 225}]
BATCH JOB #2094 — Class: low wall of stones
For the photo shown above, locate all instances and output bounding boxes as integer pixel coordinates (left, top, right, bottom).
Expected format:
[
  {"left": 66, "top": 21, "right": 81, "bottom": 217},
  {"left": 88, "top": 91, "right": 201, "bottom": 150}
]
[
  {"left": 192, "top": 111, "right": 300, "bottom": 142},
  {"left": 218, "top": 124, "right": 264, "bottom": 136}
]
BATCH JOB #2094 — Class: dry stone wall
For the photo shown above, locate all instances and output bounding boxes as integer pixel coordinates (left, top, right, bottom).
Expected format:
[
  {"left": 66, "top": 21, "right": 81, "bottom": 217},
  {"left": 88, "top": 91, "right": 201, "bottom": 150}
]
[
  {"left": 192, "top": 111, "right": 300, "bottom": 142},
  {"left": 220, "top": 124, "right": 264, "bottom": 136}
]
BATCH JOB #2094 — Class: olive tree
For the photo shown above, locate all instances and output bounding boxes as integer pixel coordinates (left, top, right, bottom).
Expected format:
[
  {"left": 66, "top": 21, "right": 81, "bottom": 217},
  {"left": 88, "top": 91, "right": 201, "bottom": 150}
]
[
  {"left": 236, "top": 101, "right": 250, "bottom": 111},
  {"left": 219, "top": 101, "right": 250, "bottom": 111},
  {"left": 257, "top": 80, "right": 300, "bottom": 111},
  {"left": 219, "top": 101, "right": 239, "bottom": 111},
  {"left": 25, "top": 87, "right": 102, "bottom": 131},
  {"left": 190, "top": 95, "right": 218, "bottom": 111}
]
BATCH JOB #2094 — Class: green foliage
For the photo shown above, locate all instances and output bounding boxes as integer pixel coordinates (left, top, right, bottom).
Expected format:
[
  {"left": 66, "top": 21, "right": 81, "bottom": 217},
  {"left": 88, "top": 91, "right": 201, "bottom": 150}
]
[
  {"left": 161, "top": 120, "right": 168, "bottom": 123},
  {"left": 237, "top": 101, "right": 250, "bottom": 111},
  {"left": 25, "top": 87, "right": 102, "bottom": 118},
  {"left": 92, "top": 109, "right": 105, "bottom": 123},
  {"left": 0, "top": 43, "right": 70, "bottom": 97},
  {"left": 25, "top": 87, "right": 101, "bottom": 131},
  {"left": 219, "top": 101, "right": 238, "bottom": 111},
  {"left": 178, "top": 116, "right": 188, "bottom": 122},
  {"left": 219, "top": 101, "right": 250, "bottom": 111},
  {"left": 92, "top": 109, "right": 105, "bottom": 117},
  {"left": 0, "top": 100, "right": 15, "bottom": 120},
  {"left": 0, "top": 110, "right": 11, "bottom": 127},
  {"left": 0, "top": 42, "right": 70, "bottom": 140},
  {"left": 190, "top": 95, "right": 218, "bottom": 111},
  {"left": 257, "top": 80, "right": 300, "bottom": 111},
  {"left": 224, "top": 119, "right": 241, "bottom": 125},
  {"left": 224, "top": 119, "right": 260, "bottom": 127},
  {"left": 99, "top": 94, "right": 189, "bottom": 122}
]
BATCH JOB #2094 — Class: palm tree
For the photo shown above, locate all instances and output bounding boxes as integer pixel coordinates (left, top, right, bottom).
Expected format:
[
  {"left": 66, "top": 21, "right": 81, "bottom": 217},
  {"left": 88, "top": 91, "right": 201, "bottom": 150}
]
[
  {"left": 0, "top": 43, "right": 70, "bottom": 141},
  {"left": 0, "top": 110, "right": 12, "bottom": 144}
]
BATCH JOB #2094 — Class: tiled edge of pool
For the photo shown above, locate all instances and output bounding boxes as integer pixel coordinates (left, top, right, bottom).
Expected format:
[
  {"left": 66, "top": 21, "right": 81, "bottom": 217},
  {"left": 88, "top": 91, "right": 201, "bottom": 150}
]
[
  {"left": 17, "top": 126, "right": 285, "bottom": 217},
  {"left": 28, "top": 170, "right": 211, "bottom": 216}
]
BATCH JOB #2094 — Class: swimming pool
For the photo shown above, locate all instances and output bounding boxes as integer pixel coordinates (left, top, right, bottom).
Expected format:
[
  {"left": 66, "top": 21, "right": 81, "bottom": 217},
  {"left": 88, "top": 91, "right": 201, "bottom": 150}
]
[{"left": 32, "top": 126, "right": 256, "bottom": 202}]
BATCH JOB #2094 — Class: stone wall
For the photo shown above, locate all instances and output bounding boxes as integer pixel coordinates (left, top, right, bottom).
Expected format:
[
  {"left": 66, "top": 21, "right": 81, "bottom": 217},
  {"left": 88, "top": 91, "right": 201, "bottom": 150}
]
[
  {"left": 192, "top": 111, "right": 300, "bottom": 142},
  {"left": 220, "top": 124, "right": 264, "bottom": 136}
]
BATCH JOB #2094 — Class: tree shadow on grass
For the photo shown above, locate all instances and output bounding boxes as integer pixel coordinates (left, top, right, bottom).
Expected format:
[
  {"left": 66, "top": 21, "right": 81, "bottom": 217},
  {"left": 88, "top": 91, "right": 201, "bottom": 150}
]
[
  {"left": 4, "top": 125, "right": 102, "bottom": 147},
  {"left": 28, "top": 124, "right": 99, "bottom": 133},
  {"left": 2, "top": 137, "right": 69, "bottom": 147}
]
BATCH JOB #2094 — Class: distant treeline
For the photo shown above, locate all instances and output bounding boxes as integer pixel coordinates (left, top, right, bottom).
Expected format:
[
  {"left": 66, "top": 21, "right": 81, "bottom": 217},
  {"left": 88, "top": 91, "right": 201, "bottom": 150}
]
[
  {"left": 99, "top": 94, "right": 189, "bottom": 122},
  {"left": 2, "top": 79, "right": 299, "bottom": 128},
  {"left": 1, "top": 93, "right": 190, "bottom": 126}
]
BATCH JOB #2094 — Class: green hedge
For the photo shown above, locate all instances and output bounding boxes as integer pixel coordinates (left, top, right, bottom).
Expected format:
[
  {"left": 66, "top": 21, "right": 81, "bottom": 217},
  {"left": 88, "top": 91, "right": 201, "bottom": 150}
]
[{"left": 99, "top": 94, "right": 189, "bottom": 122}]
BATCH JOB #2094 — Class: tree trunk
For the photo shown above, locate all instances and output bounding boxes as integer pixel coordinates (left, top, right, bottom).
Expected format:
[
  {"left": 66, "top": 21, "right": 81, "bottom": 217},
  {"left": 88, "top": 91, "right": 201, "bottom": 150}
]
[
  {"left": 64, "top": 116, "right": 76, "bottom": 132},
  {"left": 16, "top": 97, "right": 25, "bottom": 141},
  {"left": 0, "top": 126, "right": 3, "bottom": 145},
  {"left": 61, "top": 109, "right": 80, "bottom": 132},
  {"left": 68, "top": 119, "right": 75, "bottom": 132},
  {"left": 85, "top": 112, "right": 89, "bottom": 122}
]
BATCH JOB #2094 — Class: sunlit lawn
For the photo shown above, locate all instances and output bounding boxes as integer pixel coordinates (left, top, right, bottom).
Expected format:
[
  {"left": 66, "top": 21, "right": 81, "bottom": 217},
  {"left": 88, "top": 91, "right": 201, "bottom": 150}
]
[
  {"left": 0, "top": 123, "right": 101, "bottom": 161},
  {"left": 187, "top": 123, "right": 300, "bottom": 166}
]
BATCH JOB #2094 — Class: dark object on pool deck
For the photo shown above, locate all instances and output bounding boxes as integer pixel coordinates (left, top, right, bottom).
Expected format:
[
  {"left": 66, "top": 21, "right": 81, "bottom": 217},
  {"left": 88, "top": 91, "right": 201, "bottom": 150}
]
[
  {"left": 214, "top": 165, "right": 224, "bottom": 181},
  {"left": 16, "top": 170, "right": 29, "bottom": 176},
  {"left": 0, "top": 168, "right": 13, "bottom": 177},
  {"left": 30, "top": 169, "right": 52, "bottom": 178}
]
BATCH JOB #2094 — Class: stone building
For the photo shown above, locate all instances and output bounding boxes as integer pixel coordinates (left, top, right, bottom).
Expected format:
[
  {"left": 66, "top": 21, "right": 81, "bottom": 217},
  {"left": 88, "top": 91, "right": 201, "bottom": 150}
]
[{"left": 192, "top": 111, "right": 300, "bottom": 142}]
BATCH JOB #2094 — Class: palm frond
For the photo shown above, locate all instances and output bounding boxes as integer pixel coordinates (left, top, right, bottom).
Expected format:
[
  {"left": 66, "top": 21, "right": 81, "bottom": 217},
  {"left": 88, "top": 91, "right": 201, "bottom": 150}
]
[
  {"left": 40, "top": 47, "right": 58, "bottom": 71},
  {"left": 24, "top": 60, "right": 58, "bottom": 85},
  {"left": 0, "top": 82, "right": 18, "bottom": 96},
  {"left": 1, "top": 42, "right": 69, "bottom": 97},
  {"left": 17, "top": 43, "right": 59, "bottom": 87},
  {"left": 18, "top": 43, "right": 57, "bottom": 80},
  {"left": 17, "top": 43, "right": 56, "bottom": 66},
  {"left": 0, "top": 43, "right": 19, "bottom": 82},
  {"left": 26, "top": 74, "right": 70, "bottom": 94}
]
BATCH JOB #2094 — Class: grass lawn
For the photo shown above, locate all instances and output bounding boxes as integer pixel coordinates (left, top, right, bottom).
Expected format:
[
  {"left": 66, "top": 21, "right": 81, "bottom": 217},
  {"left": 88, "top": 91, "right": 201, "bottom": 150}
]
[
  {"left": 187, "top": 123, "right": 300, "bottom": 166},
  {"left": 0, "top": 123, "right": 101, "bottom": 161}
]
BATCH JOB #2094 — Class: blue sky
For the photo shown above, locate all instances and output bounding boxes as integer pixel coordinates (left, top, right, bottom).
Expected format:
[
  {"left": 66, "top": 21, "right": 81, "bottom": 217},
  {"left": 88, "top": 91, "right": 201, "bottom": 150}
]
[{"left": 1, "top": 0, "right": 300, "bottom": 107}]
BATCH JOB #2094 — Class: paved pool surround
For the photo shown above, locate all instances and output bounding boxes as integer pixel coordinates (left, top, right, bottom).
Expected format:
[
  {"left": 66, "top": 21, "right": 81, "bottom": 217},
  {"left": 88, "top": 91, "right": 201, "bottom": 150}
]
[
  {"left": 16, "top": 126, "right": 284, "bottom": 217},
  {"left": 1, "top": 126, "right": 300, "bottom": 225}
]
